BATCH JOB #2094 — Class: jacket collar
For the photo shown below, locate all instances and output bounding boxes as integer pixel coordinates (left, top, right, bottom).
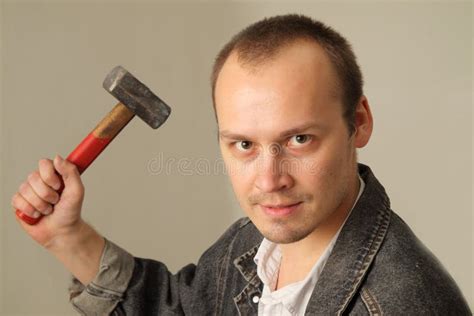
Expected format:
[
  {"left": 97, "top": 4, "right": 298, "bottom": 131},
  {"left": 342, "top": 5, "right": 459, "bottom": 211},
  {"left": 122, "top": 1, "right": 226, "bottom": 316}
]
[
  {"left": 304, "top": 164, "right": 391, "bottom": 314},
  {"left": 232, "top": 164, "right": 391, "bottom": 315}
]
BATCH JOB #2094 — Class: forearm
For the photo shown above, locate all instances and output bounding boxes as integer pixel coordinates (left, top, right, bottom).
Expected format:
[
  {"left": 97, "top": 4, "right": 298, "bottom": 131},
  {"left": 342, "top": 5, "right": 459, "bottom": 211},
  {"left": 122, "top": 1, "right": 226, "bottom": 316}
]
[{"left": 46, "top": 219, "right": 105, "bottom": 286}]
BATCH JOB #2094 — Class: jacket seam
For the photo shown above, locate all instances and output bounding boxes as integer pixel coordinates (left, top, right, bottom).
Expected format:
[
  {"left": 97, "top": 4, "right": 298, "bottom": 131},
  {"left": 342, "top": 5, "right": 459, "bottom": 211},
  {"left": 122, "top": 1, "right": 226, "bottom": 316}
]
[
  {"left": 233, "top": 274, "right": 261, "bottom": 316},
  {"left": 88, "top": 282, "right": 123, "bottom": 298},
  {"left": 337, "top": 207, "right": 391, "bottom": 315},
  {"left": 214, "top": 255, "right": 227, "bottom": 315},
  {"left": 214, "top": 221, "right": 243, "bottom": 315},
  {"left": 233, "top": 244, "right": 260, "bottom": 282},
  {"left": 360, "top": 286, "right": 383, "bottom": 316}
]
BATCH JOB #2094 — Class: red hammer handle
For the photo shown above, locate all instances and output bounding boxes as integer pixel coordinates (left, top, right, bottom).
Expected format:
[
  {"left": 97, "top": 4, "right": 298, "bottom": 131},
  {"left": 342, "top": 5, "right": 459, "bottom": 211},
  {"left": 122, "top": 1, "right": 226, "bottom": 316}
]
[{"left": 16, "top": 102, "right": 135, "bottom": 225}]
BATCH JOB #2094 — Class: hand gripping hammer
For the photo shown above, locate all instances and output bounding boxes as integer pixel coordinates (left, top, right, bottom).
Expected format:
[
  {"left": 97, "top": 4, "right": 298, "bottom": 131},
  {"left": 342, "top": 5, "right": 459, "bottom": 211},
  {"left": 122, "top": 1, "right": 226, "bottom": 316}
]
[{"left": 16, "top": 66, "right": 171, "bottom": 225}]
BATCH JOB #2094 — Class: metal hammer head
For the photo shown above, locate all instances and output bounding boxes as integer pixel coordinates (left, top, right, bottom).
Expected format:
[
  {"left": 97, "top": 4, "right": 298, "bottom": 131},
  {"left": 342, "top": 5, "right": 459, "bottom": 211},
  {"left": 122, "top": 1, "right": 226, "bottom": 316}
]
[{"left": 103, "top": 66, "right": 171, "bottom": 129}]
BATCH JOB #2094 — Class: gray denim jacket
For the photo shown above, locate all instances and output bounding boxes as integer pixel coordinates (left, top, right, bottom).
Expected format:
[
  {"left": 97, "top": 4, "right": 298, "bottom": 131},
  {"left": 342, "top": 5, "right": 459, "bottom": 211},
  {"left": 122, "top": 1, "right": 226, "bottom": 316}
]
[{"left": 68, "top": 164, "right": 471, "bottom": 315}]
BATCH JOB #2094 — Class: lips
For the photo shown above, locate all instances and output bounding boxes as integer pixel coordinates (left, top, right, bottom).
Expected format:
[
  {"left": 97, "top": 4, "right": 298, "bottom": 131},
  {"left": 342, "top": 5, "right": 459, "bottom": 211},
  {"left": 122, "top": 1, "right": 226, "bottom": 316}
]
[{"left": 260, "top": 201, "right": 302, "bottom": 216}]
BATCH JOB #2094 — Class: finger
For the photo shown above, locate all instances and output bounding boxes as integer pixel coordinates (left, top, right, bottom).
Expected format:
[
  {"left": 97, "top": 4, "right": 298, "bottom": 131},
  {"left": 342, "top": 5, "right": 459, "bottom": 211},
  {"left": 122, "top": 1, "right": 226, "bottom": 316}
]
[
  {"left": 38, "top": 158, "right": 62, "bottom": 190},
  {"left": 53, "top": 155, "right": 84, "bottom": 200},
  {"left": 11, "top": 192, "right": 42, "bottom": 219},
  {"left": 28, "top": 171, "right": 60, "bottom": 204},
  {"left": 18, "top": 181, "right": 53, "bottom": 215}
]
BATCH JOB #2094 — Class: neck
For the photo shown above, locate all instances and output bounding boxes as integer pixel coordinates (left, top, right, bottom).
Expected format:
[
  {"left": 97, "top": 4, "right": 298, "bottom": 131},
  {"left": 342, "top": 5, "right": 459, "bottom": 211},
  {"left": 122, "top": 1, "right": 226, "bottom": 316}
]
[{"left": 276, "top": 174, "right": 361, "bottom": 289}]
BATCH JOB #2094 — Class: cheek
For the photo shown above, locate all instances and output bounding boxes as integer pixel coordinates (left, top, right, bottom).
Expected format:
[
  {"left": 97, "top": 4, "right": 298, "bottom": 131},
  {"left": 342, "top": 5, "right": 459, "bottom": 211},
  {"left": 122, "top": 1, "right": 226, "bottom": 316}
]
[
  {"left": 300, "top": 159, "right": 332, "bottom": 189},
  {"left": 293, "top": 146, "right": 347, "bottom": 189},
  {"left": 225, "top": 159, "right": 255, "bottom": 200}
]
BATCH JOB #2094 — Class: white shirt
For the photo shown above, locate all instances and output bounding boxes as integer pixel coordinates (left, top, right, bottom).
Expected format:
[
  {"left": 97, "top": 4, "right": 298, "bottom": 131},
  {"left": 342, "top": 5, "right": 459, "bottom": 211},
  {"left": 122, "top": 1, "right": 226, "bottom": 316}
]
[{"left": 253, "top": 177, "right": 365, "bottom": 316}]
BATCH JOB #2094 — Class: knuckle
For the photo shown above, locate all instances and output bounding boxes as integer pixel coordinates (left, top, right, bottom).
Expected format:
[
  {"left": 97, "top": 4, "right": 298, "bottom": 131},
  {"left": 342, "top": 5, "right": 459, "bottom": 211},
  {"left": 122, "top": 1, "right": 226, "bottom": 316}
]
[
  {"left": 63, "top": 160, "right": 76, "bottom": 171},
  {"left": 39, "top": 158, "right": 52, "bottom": 166},
  {"left": 23, "top": 205, "right": 36, "bottom": 215},
  {"left": 27, "top": 201, "right": 36, "bottom": 211},
  {"left": 11, "top": 193, "right": 20, "bottom": 207},
  {"left": 39, "top": 162, "right": 60, "bottom": 186},
  {"left": 27, "top": 171, "right": 40, "bottom": 183},
  {"left": 21, "top": 207, "right": 35, "bottom": 215},
  {"left": 35, "top": 191, "right": 48, "bottom": 203},
  {"left": 44, "top": 173, "right": 56, "bottom": 185},
  {"left": 18, "top": 182, "right": 29, "bottom": 195},
  {"left": 16, "top": 197, "right": 35, "bottom": 214},
  {"left": 66, "top": 163, "right": 77, "bottom": 173},
  {"left": 39, "top": 159, "right": 54, "bottom": 174},
  {"left": 37, "top": 201, "right": 50, "bottom": 212},
  {"left": 38, "top": 158, "right": 48, "bottom": 168},
  {"left": 36, "top": 189, "right": 48, "bottom": 200},
  {"left": 44, "top": 191, "right": 58, "bottom": 202}
]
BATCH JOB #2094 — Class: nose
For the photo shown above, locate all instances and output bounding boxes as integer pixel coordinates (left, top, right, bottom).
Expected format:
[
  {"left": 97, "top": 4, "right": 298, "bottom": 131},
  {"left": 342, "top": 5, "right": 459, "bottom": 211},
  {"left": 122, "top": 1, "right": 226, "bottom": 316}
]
[{"left": 254, "top": 151, "right": 294, "bottom": 193}]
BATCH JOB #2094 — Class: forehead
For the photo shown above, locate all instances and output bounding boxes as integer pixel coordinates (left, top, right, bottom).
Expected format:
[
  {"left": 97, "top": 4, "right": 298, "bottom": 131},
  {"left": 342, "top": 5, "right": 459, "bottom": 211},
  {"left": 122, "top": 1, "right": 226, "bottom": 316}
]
[{"left": 214, "top": 41, "right": 343, "bottom": 139}]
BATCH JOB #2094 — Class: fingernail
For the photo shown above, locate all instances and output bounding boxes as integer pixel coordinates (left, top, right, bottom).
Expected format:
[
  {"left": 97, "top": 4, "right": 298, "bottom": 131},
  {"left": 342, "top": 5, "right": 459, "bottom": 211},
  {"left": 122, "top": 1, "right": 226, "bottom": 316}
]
[
  {"left": 55, "top": 154, "right": 64, "bottom": 164},
  {"left": 44, "top": 205, "right": 53, "bottom": 215},
  {"left": 32, "top": 211, "right": 41, "bottom": 218}
]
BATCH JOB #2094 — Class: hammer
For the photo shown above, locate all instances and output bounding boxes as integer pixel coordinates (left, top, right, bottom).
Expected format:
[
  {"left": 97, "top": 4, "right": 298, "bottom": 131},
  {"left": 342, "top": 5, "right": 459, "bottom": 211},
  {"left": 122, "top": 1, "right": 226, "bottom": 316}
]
[{"left": 16, "top": 66, "right": 171, "bottom": 225}]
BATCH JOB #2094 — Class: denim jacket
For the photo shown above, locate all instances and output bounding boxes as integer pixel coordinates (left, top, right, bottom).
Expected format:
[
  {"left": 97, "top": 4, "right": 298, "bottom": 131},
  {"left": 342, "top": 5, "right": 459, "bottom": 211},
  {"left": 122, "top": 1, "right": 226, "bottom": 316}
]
[{"left": 68, "top": 164, "right": 471, "bottom": 315}]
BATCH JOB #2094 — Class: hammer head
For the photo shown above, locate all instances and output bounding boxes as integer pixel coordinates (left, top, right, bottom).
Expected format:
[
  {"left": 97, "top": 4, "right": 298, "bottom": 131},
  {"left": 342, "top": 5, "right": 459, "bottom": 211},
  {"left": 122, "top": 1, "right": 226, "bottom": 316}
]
[{"left": 103, "top": 66, "right": 171, "bottom": 129}]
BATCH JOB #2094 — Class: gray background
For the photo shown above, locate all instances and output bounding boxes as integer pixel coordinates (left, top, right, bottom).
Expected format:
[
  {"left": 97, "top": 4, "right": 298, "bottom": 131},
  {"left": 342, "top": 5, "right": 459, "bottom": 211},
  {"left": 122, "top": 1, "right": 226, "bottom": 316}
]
[{"left": 1, "top": 1, "right": 472, "bottom": 314}]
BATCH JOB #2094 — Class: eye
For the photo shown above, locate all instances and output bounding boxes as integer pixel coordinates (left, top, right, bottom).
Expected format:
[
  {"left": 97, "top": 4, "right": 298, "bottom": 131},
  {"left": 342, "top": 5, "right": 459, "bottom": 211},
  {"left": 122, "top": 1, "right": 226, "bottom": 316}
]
[
  {"left": 235, "top": 140, "right": 253, "bottom": 152},
  {"left": 288, "top": 135, "right": 312, "bottom": 147}
]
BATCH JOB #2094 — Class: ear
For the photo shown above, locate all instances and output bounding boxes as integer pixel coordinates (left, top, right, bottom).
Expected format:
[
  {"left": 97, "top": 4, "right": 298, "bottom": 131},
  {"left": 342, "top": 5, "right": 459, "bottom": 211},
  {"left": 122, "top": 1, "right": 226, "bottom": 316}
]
[{"left": 353, "top": 95, "right": 373, "bottom": 148}]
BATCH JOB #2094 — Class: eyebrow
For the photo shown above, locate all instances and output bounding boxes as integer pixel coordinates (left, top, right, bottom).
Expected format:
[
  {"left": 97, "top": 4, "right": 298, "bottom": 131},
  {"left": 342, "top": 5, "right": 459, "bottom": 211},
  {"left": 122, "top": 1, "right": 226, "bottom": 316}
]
[{"left": 219, "top": 122, "right": 325, "bottom": 140}]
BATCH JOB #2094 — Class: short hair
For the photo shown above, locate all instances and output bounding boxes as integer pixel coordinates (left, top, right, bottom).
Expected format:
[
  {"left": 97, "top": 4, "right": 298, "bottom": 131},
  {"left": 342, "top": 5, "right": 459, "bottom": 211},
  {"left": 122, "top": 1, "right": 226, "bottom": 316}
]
[{"left": 211, "top": 14, "right": 363, "bottom": 134}]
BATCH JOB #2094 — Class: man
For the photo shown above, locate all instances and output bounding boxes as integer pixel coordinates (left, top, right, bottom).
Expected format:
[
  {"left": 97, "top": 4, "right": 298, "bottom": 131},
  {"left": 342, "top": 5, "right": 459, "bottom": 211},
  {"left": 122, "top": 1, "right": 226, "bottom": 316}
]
[{"left": 13, "top": 14, "right": 470, "bottom": 315}]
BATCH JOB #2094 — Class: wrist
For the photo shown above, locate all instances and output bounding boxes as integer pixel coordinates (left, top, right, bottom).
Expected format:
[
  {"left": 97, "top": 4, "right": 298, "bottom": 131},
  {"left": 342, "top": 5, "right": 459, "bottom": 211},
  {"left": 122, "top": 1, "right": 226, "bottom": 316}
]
[
  {"left": 46, "top": 220, "right": 106, "bottom": 285},
  {"left": 44, "top": 219, "right": 90, "bottom": 252}
]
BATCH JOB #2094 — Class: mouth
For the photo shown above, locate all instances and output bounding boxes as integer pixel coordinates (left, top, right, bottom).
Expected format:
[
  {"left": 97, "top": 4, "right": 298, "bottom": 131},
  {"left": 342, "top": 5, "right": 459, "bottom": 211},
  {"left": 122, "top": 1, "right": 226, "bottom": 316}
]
[{"left": 259, "top": 201, "right": 302, "bottom": 217}]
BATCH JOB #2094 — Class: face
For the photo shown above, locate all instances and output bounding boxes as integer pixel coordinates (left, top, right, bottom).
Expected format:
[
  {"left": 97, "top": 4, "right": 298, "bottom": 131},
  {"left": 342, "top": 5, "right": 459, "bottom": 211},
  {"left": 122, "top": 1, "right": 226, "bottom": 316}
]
[{"left": 215, "top": 41, "right": 372, "bottom": 244}]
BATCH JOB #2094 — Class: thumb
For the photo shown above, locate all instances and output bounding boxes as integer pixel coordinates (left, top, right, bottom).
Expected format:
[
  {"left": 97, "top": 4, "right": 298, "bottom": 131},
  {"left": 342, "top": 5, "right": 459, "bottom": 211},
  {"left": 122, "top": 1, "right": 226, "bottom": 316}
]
[{"left": 53, "top": 154, "right": 83, "bottom": 198}]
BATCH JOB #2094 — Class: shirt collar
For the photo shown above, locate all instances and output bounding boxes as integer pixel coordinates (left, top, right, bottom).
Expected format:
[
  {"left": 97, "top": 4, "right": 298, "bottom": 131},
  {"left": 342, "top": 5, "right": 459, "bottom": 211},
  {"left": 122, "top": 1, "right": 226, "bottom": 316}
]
[
  {"left": 254, "top": 175, "right": 365, "bottom": 268},
  {"left": 253, "top": 176, "right": 366, "bottom": 310}
]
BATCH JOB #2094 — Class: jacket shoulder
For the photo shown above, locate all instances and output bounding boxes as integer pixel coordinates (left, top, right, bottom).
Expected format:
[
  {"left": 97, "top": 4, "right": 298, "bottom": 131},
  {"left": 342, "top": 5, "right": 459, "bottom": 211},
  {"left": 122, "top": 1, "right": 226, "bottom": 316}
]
[
  {"left": 198, "top": 217, "right": 260, "bottom": 261},
  {"left": 362, "top": 210, "right": 471, "bottom": 314}
]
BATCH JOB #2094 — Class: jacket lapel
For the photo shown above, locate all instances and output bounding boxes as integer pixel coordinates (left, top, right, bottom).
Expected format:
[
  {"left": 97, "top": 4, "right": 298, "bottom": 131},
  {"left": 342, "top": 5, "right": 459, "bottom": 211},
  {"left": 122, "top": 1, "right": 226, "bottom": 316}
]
[
  {"left": 304, "top": 164, "right": 391, "bottom": 315},
  {"left": 233, "top": 245, "right": 263, "bottom": 315}
]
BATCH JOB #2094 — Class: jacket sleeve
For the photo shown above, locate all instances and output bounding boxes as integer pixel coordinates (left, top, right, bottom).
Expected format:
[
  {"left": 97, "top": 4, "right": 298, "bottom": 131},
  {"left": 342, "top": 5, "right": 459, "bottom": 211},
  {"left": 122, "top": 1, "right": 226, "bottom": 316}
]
[
  {"left": 68, "top": 237, "right": 201, "bottom": 315},
  {"left": 68, "top": 218, "right": 249, "bottom": 315},
  {"left": 68, "top": 237, "right": 136, "bottom": 315}
]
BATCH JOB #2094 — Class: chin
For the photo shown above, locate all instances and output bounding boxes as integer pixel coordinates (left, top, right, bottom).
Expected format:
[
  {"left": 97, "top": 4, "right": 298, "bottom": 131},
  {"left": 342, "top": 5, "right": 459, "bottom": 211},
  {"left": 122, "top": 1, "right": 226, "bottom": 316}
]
[{"left": 257, "top": 221, "right": 315, "bottom": 244}]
